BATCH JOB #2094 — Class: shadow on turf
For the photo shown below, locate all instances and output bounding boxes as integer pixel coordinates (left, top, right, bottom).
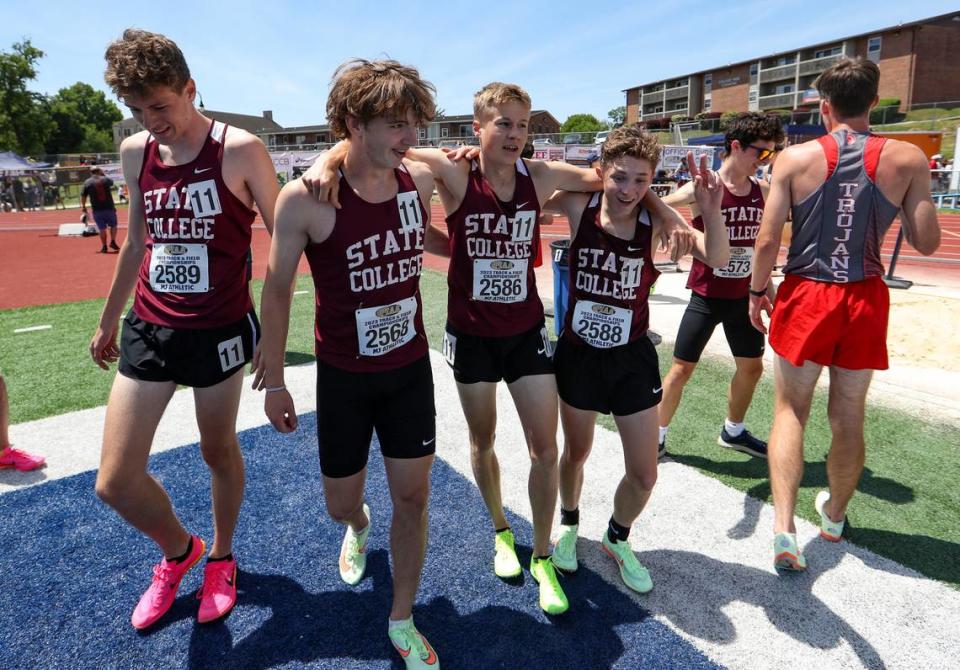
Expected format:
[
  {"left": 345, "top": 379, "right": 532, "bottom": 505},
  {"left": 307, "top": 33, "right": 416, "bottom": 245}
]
[
  {"left": 669, "top": 454, "right": 913, "bottom": 533},
  {"left": 182, "top": 546, "right": 673, "bottom": 670},
  {"left": 0, "top": 467, "right": 48, "bottom": 487},
  {"left": 283, "top": 350, "right": 315, "bottom": 366},
  {"left": 640, "top": 540, "right": 887, "bottom": 670}
]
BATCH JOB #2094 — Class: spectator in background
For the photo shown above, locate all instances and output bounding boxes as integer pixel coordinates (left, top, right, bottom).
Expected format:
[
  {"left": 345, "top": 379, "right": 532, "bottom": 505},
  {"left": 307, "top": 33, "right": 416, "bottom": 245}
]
[
  {"left": 0, "top": 373, "right": 46, "bottom": 472},
  {"left": 81, "top": 166, "right": 119, "bottom": 253},
  {"left": 11, "top": 178, "right": 24, "bottom": 211},
  {"left": 117, "top": 183, "right": 129, "bottom": 204}
]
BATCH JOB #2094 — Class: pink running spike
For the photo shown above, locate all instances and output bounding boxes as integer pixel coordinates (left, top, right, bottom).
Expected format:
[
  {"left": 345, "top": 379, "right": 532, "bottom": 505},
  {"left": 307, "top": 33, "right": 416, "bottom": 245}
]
[
  {"left": 0, "top": 446, "right": 45, "bottom": 471},
  {"left": 131, "top": 536, "right": 206, "bottom": 630},
  {"left": 197, "top": 558, "right": 238, "bottom": 624}
]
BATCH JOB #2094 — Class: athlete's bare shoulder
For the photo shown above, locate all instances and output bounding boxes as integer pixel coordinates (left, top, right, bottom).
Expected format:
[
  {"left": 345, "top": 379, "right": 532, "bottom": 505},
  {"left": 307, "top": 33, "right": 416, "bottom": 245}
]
[
  {"left": 221, "top": 126, "right": 269, "bottom": 160},
  {"left": 880, "top": 137, "right": 929, "bottom": 170},
  {"left": 119, "top": 131, "right": 150, "bottom": 159},
  {"left": 277, "top": 178, "right": 334, "bottom": 234}
]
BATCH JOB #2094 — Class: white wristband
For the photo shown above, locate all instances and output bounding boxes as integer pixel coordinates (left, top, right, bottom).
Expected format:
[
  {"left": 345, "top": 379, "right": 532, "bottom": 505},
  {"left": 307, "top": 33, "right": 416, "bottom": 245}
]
[{"left": 264, "top": 385, "right": 286, "bottom": 394}]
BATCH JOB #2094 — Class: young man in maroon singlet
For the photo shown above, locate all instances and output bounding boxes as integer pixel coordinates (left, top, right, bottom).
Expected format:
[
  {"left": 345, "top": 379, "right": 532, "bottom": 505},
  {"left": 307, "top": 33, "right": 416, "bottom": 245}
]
[
  {"left": 547, "top": 129, "right": 728, "bottom": 593},
  {"left": 88, "top": 29, "right": 279, "bottom": 629},
  {"left": 254, "top": 60, "right": 441, "bottom": 669},
  {"left": 749, "top": 58, "right": 940, "bottom": 571},
  {"left": 658, "top": 113, "right": 785, "bottom": 459},
  {"left": 302, "top": 85, "right": 695, "bottom": 614}
]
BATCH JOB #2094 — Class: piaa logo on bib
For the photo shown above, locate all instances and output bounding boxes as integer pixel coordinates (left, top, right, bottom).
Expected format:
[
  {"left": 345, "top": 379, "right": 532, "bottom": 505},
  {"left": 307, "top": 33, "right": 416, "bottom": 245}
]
[
  {"left": 592, "top": 304, "right": 616, "bottom": 315},
  {"left": 490, "top": 260, "right": 515, "bottom": 270},
  {"left": 376, "top": 304, "right": 403, "bottom": 317},
  {"left": 165, "top": 244, "right": 188, "bottom": 255}
]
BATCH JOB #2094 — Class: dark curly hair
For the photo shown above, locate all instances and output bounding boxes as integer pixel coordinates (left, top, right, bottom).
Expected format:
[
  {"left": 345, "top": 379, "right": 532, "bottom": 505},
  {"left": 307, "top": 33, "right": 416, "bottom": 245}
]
[
  {"left": 104, "top": 29, "right": 190, "bottom": 97},
  {"left": 723, "top": 112, "right": 785, "bottom": 154}
]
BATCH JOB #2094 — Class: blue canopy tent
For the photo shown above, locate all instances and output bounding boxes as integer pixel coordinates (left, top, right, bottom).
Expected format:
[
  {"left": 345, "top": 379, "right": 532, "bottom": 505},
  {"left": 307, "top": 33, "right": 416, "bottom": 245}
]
[{"left": 0, "top": 151, "right": 51, "bottom": 174}]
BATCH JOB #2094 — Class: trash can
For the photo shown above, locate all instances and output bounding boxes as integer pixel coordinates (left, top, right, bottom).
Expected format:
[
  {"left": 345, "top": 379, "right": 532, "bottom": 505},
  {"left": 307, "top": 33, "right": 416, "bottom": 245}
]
[{"left": 550, "top": 239, "right": 571, "bottom": 337}]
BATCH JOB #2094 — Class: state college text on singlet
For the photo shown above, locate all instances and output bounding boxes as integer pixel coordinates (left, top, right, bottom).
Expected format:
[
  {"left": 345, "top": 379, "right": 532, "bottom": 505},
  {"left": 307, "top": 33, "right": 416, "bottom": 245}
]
[
  {"left": 135, "top": 120, "right": 255, "bottom": 329},
  {"left": 445, "top": 158, "right": 543, "bottom": 337},
  {"left": 305, "top": 165, "right": 428, "bottom": 373},
  {"left": 687, "top": 179, "right": 763, "bottom": 298},
  {"left": 563, "top": 193, "right": 660, "bottom": 349},
  {"left": 785, "top": 130, "right": 900, "bottom": 283}
]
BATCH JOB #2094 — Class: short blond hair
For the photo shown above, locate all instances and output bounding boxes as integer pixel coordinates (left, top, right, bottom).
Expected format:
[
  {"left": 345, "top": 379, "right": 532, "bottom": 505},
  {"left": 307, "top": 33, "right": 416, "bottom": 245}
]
[
  {"left": 601, "top": 125, "right": 661, "bottom": 168},
  {"left": 473, "top": 82, "right": 531, "bottom": 120},
  {"left": 326, "top": 59, "right": 437, "bottom": 139},
  {"left": 104, "top": 29, "right": 190, "bottom": 97}
]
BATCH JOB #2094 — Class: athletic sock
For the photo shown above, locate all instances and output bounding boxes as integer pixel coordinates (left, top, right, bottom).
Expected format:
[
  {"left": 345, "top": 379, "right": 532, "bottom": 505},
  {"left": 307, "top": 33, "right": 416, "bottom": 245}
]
[
  {"left": 168, "top": 537, "right": 194, "bottom": 563},
  {"left": 607, "top": 517, "right": 630, "bottom": 544},
  {"left": 560, "top": 507, "right": 580, "bottom": 526},
  {"left": 658, "top": 426, "right": 669, "bottom": 444},
  {"left": 388, "top": 616, "right": 413, "bottom": 632},
  {"left": 724, "top": 419, "right": 745, "bottom": 437},
  {"left": 534, "top": 555, "right": 551, "bottom": 562},
  {"left": 494, "top": 526, "right": 511, "bottom": 534},
  {"left": 208, "top": 553, "right": 233, "bottom": 563}
]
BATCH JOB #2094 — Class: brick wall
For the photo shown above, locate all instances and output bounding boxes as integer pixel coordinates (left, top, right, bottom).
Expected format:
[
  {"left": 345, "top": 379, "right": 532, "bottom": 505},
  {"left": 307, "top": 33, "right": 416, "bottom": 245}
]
[
  {"left": 709, "top": 64, "right": 751, "bottom": 113},
  {"left": 911, "top": 17, "right": 960, "bottom": 105},
  {"left": 625, "top": 89, "right": 640, "bottom": 125}
]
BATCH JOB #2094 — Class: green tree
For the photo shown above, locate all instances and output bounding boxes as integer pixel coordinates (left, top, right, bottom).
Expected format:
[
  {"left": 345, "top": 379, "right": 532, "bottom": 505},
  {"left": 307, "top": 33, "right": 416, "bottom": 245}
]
[
  {"left": 561, "top": 113, "right": 606, "bottom": 133},
  {"left": 45, "top": 82, "right": 123, "bottom": 153},
  {"left": 0, "top": 40, "right": 54, "bottom": 155},
  {"left": 607, "top": 106, "right": 626, "bottom": 128}
]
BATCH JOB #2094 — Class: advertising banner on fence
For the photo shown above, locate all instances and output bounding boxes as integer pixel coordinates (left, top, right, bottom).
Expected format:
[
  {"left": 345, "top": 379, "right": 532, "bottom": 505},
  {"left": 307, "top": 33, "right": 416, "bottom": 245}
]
[
  {"left": 659, "top": 145, "right": 720, "bottom": 172},
  {"left": 533, "top": 147, "right": 566, "bottom": 161}
]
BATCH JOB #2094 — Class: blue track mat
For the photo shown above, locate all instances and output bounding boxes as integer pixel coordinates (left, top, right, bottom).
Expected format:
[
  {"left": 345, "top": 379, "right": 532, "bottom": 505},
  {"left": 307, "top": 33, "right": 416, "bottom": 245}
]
[{"left": 0, "top": 416, "right": 722, "bottom": 669}]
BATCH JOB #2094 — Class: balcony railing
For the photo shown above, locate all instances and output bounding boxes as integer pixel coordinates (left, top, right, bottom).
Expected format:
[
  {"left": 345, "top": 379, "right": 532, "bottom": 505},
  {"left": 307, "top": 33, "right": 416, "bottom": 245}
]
[
  {"left": 664, "top": 86, "right": 689, "bottom": 101},
  {"left": 799, "top": 54, "right": 842, "bottom": 76},
  {"left": 758, "top": 92, "right": 796, "bottom": 108},
  {"left": 758, "top": 64, "right": 796, "bottom": 83}
]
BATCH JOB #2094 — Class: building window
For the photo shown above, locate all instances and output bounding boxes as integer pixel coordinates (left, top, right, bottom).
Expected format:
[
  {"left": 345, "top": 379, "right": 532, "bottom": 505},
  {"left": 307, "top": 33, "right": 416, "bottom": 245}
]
[
  {"left": 748, "top": 89, "right": 758, "bottom": 103},
  {"left": 774, "top": 84, "right": 794, "bottom": 95},
  {"left": 441, "top": 127, "right": 449, "bottom": 138},
  {"left": 704, "top": 98, "right": 712, "bottom": 112},
  {"left": 704, "top": 74, "right": 712, "bottom": 93},
  {"left": 459, "top": 124, "right": 473, "bottom": 136},
  {"left": 814, "top": 46, "right": 841, "bottom": 59},
  {"left": 418, "top": 128, "right": 426, "bottom": 139},
  {"left": 774, "top": 55, "right": 796, "bottom": 66},
  {"left": 868, "top": 36, "right": 881, "bottom": 63}
]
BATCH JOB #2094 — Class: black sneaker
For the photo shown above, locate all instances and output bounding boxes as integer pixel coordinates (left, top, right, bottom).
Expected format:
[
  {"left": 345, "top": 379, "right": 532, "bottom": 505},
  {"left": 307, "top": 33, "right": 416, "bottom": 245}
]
[
  {"left": 99, "top": 245, "right": 108, "bottom": 253},
  {"left": 657, "top": 436, "right": 667, "bottom": 459},
  {"left": 110, "top": 241, "right": 120, "bottom": 251},
  {"left": 718, "top": 428, "right": 768, "bottom": 458}
]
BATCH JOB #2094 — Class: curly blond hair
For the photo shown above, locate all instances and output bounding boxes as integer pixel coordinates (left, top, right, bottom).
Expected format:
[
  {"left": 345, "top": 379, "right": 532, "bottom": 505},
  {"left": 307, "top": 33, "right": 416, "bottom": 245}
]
[
  {"left": 601, "top": 125, "right": 661, "bottom": 168},
  {"left": 326, "top": 59, "right": 436, "bottom": 139},
  {"left": 104, "top": 29, "right": 190, "bottom": 97}
]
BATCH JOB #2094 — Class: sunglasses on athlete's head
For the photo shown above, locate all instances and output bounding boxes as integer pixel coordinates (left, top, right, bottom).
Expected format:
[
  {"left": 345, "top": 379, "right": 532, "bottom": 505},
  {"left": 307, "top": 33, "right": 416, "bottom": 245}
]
[{"left": 745, "top": 144, "right": 776, "bottom": 161}]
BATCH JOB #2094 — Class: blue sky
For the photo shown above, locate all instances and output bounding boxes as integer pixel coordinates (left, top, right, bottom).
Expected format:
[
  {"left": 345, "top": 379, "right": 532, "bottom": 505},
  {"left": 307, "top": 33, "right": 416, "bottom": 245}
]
[{"left": 2, "top": 1, "right": 955, "bottom": 127}]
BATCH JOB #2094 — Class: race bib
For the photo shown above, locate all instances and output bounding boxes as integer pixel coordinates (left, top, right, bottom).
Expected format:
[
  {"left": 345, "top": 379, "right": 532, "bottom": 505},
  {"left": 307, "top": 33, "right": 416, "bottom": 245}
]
[
  {"left": 511, "top": 210, "right": 536, "bottom": 242},
  {"left": 472, "top": 259, "right": 528, "bottom": 303},
  {"left": 356, "top": 296, "right": 417, "bottom": 357},
  {"left": 149, "top": 243, "right": 209, "bottom": 293},
  {"left": 572, "top": 300, "right": 632, "bottom": 349},
  {"left": 186, "top": 179, "right": 222, "bottom": 218},
  {"left": 397, "top": 191, "right": 423, "bottom": 231},
  {"left": 713, "top": 246, "right": 754, "bottom": 279}
]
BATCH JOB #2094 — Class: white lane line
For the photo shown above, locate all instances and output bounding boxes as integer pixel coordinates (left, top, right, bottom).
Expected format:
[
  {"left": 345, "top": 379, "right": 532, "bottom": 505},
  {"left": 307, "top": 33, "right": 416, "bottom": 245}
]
[
  {"left": 293, "top": 290, "right": 309, "bottom": 295},
  {"left": 13, "top": 325, "right": 52, "bottom": 333}
]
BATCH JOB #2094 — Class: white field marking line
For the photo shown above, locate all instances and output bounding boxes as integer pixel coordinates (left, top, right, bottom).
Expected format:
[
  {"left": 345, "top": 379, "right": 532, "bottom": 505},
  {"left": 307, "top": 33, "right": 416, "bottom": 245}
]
[
  {"left": 13, "top": 325, "right": 52, "bottom": 333},
  {"left": 293, "top": 290, "right": 309, "bottom": 295}
]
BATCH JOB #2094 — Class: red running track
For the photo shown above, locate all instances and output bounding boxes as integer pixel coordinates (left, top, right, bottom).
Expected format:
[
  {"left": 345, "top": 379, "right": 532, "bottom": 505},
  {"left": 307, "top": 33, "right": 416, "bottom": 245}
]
[{"left": 2, "top": 205, "right": 959, "bottom": 309}]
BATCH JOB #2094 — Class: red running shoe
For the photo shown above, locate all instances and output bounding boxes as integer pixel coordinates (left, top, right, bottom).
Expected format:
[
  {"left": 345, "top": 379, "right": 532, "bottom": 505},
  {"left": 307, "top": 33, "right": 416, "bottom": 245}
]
[
  {"left": 197, "top": 557, "right": 238, "bottom": 623},
  {"left": 0, "top": 445, "right": 45, "bottom": 471}
]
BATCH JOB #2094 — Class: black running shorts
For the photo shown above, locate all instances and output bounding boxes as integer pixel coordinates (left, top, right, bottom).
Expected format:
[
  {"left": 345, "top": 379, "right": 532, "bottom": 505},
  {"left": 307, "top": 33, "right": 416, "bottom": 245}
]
[
  {"left": 442, "top": 320, "right": 554, "bottom": 384},
  {"left": 315, "top": 354, "right": 436, "bottom": 478},
  {"left": 554, "top": 334, "right": 662, "bottom": 416},
  {"left": 673, "top": 293, "right": 765, "bottom": 363},
  {"left": 119, "top": 309, "right": 260, "bottom": 388}
]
